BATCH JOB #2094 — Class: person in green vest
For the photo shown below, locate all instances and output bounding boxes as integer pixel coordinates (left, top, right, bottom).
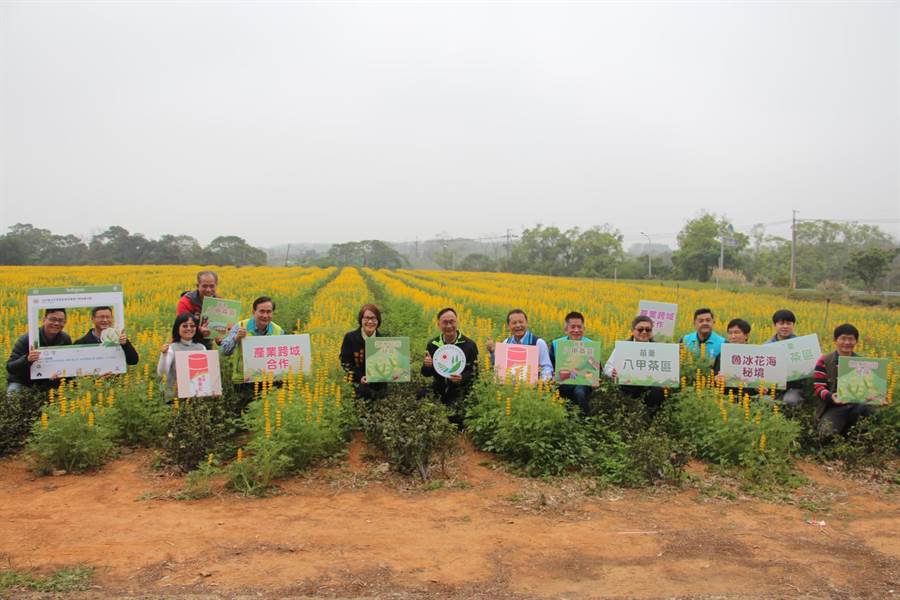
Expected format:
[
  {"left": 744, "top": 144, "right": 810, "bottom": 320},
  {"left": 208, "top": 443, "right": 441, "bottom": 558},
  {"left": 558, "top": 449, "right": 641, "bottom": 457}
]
[{"left": 220, "top": 296, "right": 284, "bottom": 406}]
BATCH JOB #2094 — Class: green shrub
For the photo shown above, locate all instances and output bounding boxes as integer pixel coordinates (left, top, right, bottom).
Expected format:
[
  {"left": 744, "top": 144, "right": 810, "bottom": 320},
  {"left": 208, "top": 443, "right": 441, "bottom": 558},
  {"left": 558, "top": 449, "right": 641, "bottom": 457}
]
[
  {"left": 27, "top": 405, "right": 117, "bottom": 474},
  {"left": 227, "top": 436, "right": 292, "bottom": 496},
  {"left": 164, "top": 396, "right": 234, "bottom": 473},
  {"left": 825, "top": 402, "right": 900, "bottom": 477},
  {"left": 361, "top": 388, "right": 457, "bottom": 479},
  {"left": 106, "top": 386, "right": 169, "bottom": 447},
  {"left": 0, "top": 388, "right": 47, "bottom": 456}
]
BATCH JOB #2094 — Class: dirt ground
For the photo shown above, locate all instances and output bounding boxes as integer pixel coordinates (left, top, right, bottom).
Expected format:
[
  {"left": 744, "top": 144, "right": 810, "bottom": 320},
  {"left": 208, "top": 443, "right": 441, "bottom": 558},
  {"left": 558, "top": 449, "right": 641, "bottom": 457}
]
[{"left": 0, "top": 435, "right": 897, "bottom": 600}]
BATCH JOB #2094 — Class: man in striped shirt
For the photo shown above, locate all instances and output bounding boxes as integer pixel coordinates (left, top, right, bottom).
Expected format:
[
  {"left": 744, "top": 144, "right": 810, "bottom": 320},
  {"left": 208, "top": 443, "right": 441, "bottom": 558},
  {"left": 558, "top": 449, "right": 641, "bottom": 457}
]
[{"left": 813, "top": 323, "right": 877, "bottom": 437}]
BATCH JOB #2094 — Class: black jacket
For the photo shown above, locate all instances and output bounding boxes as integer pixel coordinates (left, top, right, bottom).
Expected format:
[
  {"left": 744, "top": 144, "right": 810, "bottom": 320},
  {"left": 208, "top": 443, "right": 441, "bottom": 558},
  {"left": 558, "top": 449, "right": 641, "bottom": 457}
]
[
  {"left": 6, "top": 329, "right": 73, "bottom": 390},
  {"left": 421, "top": 333, "right": 479, "bottom": 404},
  {"left": 340, "top": 328, "right": 389, "bottom": 400},
  {"left": 73, "top": 330, "right": 140, "bottom": 366}
]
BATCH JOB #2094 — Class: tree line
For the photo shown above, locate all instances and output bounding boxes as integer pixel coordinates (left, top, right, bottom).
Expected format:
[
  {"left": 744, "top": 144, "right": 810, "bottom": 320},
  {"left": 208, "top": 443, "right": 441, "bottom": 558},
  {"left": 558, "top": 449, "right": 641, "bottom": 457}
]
[{"left": 0, "top": 224, "right": 267, "bottom": 266}]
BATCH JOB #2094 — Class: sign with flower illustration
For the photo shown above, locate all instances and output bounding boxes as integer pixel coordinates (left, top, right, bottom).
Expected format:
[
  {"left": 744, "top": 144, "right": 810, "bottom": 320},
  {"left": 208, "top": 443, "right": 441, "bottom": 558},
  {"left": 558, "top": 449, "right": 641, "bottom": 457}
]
[
  {"left": 555, "top": 340, "right": 602, "bottom": 385},
  {"left": 494, "top": 342, "right": 539, "bottom": 384},
  {"left": 27, "top": 285, "right": 127, "bottom": 379},
  {"left": 837, "top": 356, "right": 888, "bottom": 405},
  {"left": 365, "top": 337, "right": 411, "bottom": 382},
  {"left": 432, "top": 344, "right": 466, "bottom": 379}
]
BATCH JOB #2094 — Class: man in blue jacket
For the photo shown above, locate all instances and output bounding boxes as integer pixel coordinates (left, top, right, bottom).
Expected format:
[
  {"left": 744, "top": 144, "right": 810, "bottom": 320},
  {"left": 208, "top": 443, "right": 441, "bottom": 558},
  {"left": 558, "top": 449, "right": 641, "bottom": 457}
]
[{"left": 679, "top": 307, "right": 725, "bottom": 361}]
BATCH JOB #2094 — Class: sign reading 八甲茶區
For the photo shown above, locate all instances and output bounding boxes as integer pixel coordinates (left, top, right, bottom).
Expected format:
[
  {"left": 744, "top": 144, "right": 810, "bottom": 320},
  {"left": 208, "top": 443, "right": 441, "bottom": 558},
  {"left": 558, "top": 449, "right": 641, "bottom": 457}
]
[
  {"left": 365, "top": 337, "right": 411, "bottom": 382},
  {"left": 637, "top": 301, "right": 677, "bottom": 340},
  {"left": 28, "top": 285, "right": 127, "bottom": 379},
  {"left": 241, "top": 334, "right": 312, "bottom": 381},
  {"left": 771, "top": 334, "right": 822, "bottom": 382},
  {"left": 719, "top": 344, "right": 787, "bottom": 389},
  {"left": 611, "top": 341, "right": 680, "bottom": 387}
]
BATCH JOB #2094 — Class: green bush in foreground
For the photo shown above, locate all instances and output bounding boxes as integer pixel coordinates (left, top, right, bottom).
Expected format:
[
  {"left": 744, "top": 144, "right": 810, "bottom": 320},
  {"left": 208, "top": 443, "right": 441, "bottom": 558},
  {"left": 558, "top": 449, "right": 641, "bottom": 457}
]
[{"left": 27, "top": 400, "right": 117, "bottom": 474}]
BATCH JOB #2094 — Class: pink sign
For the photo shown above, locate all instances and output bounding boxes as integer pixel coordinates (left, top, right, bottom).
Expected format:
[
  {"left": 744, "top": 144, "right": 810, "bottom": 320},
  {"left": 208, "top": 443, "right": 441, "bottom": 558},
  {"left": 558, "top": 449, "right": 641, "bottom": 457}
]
[{"left": 494, "top": 342, "right": 539, "bottom": 384}]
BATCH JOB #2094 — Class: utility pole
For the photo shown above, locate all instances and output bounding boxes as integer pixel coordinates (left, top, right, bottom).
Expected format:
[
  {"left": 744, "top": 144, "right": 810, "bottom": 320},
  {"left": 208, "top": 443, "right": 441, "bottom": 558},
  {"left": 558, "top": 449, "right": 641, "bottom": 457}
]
[
  {"left": 506, "top": 228, "right": 512, "bottom": 259},
  {"left": 284, "top": 244, "right": 291, "bottom": 267},
  {"left": 790, "top": 210, "right": 798, "bottom": 289},
  {"left": 639, "top": 232, "right": 652, "bottom": 278}
]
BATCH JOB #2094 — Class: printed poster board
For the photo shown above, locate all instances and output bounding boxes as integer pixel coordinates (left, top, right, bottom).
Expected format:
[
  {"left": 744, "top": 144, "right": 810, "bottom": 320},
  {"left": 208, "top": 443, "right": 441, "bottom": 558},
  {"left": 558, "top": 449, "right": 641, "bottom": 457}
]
[
  {"left": 612, "top": 341, "right": 680, "bottom": 387},
  {"left": 28, "top": 285, "right": 127, "bottom": 379},
  {"left": 494, "top": 342, "right": 539, "bottom": 384},
  {"left": 720, "top": 344, "right": 788, "bottom": 390},
  {"left": 175, "top": 350, "right": 222, "bottom": 397},
  {"left": 432, "top": 344, "right": 466, "bottom": 379},
  {"left": 200, "top": 297, "right": 241, "bottom": 338},
  {"left": 241, "top": 334, "right": 312, "bottom": 381},
  {"left": 555, "top": 339, "right": 602, "bottom": 385},
  {"left": 638, "top": 300, "right": 677, "bottom": 340},
  {"left": 365, "top": 337, "right": 411, "bottom": 382},
  {"left": 771, "top": 334, "right": 821, "bottom": 382},
  {"left": 837, "top": 356, "right": 889, "bottom": 405}
]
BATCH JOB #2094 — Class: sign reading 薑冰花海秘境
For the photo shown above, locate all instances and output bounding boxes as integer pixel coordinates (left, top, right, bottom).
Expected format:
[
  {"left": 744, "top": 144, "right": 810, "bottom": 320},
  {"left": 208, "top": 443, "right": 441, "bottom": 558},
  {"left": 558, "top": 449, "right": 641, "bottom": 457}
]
[
  {"left": 719, "top": 344, "right": 787, "bottom": 390},
  {"left": 611, "top": 341, "right": 680, "bottom": 387},
  {"left": 637, "top": 301, "right": 677, "bottom": 340},
  {"left": 555, "top": 339, "right": 602, "bottom": 386},
  {"left": 241, "top": 334, "right": 311, "bottom": 381},
  {"left": 837, "top": 356, "right": 889, "bottom": 405},
  {"left": 28, "top": 285, "right": 127, "bottom": 379},
  {"left": 365, "top": 337, "right": 411, "bottom": 382}
]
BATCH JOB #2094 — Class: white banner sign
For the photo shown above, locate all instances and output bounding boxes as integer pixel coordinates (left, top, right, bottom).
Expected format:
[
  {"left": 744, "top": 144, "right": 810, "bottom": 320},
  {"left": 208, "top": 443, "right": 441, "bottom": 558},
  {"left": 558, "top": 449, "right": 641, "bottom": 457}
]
[
  {"left": 241, "top": 334, "right": 312, "bottom": 381},
  {"left": 637, "top": 301, "right": 678, "bottom": 339},
  {"left": 612, "top": 341, "right": 680, "bottom": 387},
  {"left": 771, "top": 334, "right": 821, "bottom": 382}
]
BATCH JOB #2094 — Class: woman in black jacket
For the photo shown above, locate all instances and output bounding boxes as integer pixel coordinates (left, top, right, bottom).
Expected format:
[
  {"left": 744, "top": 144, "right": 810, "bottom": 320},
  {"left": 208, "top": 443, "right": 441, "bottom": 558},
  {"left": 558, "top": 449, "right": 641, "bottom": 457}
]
[{"left": 340, "top": 304, "right": 388, "bottom": 402}]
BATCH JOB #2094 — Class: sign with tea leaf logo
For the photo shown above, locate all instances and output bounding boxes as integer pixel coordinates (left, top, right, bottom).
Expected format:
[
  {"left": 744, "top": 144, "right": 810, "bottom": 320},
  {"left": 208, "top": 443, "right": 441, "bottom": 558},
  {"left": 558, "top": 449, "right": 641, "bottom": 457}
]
[
  {"left": 365, "top": 337, "right": 411, "bottom": 382},
  {"left": 432, "top": 344, "right": 466, "bottom": 379}
]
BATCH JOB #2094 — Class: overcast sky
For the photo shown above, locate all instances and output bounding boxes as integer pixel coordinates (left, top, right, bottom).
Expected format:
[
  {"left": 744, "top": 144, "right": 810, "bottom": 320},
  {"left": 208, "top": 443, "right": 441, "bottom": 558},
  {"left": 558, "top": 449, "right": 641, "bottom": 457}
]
[{"left": 1, "top": 1, "right": 898, "bottom": 248}]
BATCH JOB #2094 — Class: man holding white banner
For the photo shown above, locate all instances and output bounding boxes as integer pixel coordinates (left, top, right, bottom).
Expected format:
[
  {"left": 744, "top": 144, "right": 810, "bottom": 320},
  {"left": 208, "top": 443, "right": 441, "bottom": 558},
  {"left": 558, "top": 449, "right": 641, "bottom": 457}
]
[
  {"left": 220, "top": 296, "right": 285, "bottom": 406},
  {"left": 6, "top": 308, "right": 72, "bottom": 396}
]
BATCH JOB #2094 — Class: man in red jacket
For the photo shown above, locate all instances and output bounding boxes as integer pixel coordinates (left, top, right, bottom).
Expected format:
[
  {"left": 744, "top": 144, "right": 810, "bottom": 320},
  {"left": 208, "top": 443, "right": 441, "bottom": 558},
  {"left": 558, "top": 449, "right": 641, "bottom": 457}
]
[{"left": 176, "top": 270, "right": 217, "bottom": 345}]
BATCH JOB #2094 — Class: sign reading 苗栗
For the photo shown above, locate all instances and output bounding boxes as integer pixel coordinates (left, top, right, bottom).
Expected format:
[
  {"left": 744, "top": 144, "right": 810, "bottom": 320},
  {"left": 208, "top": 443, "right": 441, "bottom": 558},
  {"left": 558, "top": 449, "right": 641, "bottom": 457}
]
[
  {"left": 241, "top": 334, "right": 311, "bottom": 381},
  {"left": 837, "top": 356, "right": 889, "bottom": 405},
  {"left": 28, "top": 285, "right": 127, "bottom": 379},
  {"left": 611, "top": 341, "right": 680, "bottom": 387},
  {"left": 365, "top": 337, "right": 411, "bottom": 382},
  {"left": 719, "top": 344, "right": 787, "bottom": 389},
  {"left": 770, "top": 334, "right": 822, "bottom": 382},
  {"left": 637, "top": 301, "right": 677, "bottom": 340}
]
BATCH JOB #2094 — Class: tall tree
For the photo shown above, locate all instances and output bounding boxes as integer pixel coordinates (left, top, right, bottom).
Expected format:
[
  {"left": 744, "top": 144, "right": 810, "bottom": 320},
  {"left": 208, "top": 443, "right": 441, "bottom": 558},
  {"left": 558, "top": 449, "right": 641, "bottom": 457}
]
[
  {"left": 205, "top": 236, "right": 267, "bottom": 266},
  {"left": 672, "top": 213, "right": 748, "bottom": 281}
]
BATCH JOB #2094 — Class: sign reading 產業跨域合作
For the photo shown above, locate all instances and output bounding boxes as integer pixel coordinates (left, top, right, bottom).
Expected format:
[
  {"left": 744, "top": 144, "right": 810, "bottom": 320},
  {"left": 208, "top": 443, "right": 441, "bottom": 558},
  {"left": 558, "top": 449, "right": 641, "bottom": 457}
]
[
  {"left": 637, "top": 300, "right": 677, "bottom": 340},
  {"left": 28, "top": 285, "right": 127, "bottom": 379},
  {"left": 241, "top": 334, "right": 312, "bottom": 381},
  {"left": 365, "top": 337, "right": 411, "bottom": 382}
]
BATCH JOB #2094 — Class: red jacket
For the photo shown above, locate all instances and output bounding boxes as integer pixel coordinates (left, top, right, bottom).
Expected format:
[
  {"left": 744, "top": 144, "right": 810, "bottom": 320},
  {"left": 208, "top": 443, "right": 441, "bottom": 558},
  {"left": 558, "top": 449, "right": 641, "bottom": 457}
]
[{"left": 177, "top": 290, "right": 204, "bottom": 316}]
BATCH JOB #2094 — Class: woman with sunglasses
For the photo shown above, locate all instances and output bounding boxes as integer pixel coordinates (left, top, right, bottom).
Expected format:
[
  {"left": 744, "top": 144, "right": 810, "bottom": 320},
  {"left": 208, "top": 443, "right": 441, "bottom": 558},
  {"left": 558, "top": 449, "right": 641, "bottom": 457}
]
[{"left": 603, "top": 315, "right": 666, "bottom": 415}]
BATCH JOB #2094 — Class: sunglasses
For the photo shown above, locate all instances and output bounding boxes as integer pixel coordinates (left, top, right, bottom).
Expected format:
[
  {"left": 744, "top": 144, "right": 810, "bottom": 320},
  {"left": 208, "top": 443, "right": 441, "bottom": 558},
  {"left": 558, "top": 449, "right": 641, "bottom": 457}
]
[{"left": 634, "top": 327, "right": 652, "bottom": 333}]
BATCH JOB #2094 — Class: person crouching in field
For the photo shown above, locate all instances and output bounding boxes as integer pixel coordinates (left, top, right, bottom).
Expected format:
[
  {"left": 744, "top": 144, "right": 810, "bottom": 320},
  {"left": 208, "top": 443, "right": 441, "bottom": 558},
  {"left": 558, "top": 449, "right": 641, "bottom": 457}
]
[
  {"left": 604, "top": 315, "right": 666, "bottom": 416},
  {"left": 421, "top": 308, "right": 479, "bottom": 426},
  {"left": 340, "top": 303, "right": 388, "bottom": 403},
  {"left": 763, "top": 309, "right": 805, "bottom": 408},
  {"left": 74, "top": 306, "right": 139, "bottom": 367},
  {"left": 6, "top": 308, "right": 72, "bottom": 397},
  {"left": 157, "top": 313, "right": 207, "bottom": 400},
  {"left": 486, "top": 309, "right": 554, "bottom": 382},
  {"left": 680, "top": 308, "right": 725, "bottom": 362},
  {"left": 813, "top": 323, "right": 877, "bottom": 438},
  {"left": 548, "top": 311, "right": 599, "bottom": 415},
  {"left": 713, "top": 318, "right": 757, "bottom": 397},
  {"left": 220, "top": 296, "right": 284, "bottom": 408}
]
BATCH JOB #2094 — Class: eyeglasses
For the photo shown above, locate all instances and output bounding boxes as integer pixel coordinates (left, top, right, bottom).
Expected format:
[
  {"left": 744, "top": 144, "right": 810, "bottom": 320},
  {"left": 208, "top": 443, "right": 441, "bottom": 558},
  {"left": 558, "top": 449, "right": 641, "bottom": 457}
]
[
  {"left": 361, "top": 317, "right": 378, "bottom": 322},
  {"left": 634, "top": 327, "right": 652, "bottom": 333},
  {"left": 45, "top": 317, "right": 66, "bottom": 324}
]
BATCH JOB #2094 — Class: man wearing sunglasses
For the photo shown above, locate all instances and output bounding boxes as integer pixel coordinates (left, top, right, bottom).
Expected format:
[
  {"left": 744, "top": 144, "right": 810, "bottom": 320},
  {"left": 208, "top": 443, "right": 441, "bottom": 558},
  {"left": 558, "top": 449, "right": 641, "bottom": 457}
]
[{"left": 6, "top": 308, "right": 72, "bottom": 396}]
